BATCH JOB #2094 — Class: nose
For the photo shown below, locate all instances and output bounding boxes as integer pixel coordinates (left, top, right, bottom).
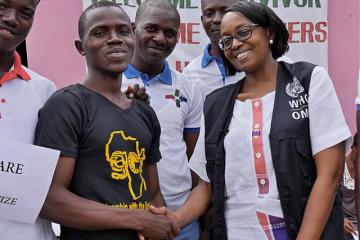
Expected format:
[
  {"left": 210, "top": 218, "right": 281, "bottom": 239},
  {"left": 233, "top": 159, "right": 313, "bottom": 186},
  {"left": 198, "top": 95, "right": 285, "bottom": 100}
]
[
  {"left": 230, "top": 37, "right": 243, "bottom": 50},
  {"left": 152, "top": 31, "right": 166, "bottom": 44},
  {"left": 2, "top": 9, "right": 19, "bottom": 28},
  {"left": 107, "top": 30, "right": 124, "bottom": 44},
  {"left": 213, "top": 11, "right": 223, "bottom": 24}
]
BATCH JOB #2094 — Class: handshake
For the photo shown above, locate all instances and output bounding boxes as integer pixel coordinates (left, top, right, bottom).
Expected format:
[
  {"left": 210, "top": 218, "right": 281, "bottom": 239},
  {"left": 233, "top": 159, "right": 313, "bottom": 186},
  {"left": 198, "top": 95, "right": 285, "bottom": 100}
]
[{"left": 137, "top": 205, "right": 183, "bottom": 240}]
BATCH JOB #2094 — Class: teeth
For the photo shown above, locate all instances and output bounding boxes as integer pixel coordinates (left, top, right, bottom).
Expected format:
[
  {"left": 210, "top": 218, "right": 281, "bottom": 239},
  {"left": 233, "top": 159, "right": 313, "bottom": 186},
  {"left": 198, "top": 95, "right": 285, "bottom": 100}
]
[
  {"left": 0, "top": 29, "right": 11, "bottom": 34},
  {"left": 109, "top": 52, "right": 126, "bottom": 57},
  {"left": 236, "top": 50, "right": 249, "bottom": 60}
]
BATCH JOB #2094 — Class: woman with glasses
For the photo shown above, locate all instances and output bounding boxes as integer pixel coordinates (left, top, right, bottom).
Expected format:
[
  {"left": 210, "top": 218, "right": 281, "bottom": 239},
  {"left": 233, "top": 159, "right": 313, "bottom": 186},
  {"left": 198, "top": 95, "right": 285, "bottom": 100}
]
[{"left": 151, "top": 1, "right": 351, "bottom": 239}]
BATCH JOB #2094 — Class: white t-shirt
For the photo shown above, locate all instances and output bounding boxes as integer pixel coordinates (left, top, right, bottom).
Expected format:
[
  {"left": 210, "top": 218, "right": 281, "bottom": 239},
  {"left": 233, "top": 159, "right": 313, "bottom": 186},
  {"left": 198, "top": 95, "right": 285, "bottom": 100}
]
[
  {"left": 0, "top": 66, "right": 56, "bottom": 240},
  {"left": 189, "top": 66, "right": 351, "bottom": 239},
  {"left": 122, "top": 63, "right": 203, "bottom": 211}
]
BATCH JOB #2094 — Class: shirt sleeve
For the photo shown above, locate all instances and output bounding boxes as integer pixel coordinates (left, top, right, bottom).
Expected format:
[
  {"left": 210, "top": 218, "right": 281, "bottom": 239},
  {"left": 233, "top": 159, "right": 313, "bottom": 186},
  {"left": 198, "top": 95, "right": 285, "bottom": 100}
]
[
  {"left": 34, "top": 90, "right": 84, "bottom": 158},
  {"left": 183, "top": 78, "right": 203, "bottom": 132},
  {"left": 146, "top": 106, "right": 162, "bottom": 164},
  {"left": 308, "top": 66, "right": 351, "bottom": 155},
  {"left": 188, "top": 114, "right": 210, "bottom": 182}
]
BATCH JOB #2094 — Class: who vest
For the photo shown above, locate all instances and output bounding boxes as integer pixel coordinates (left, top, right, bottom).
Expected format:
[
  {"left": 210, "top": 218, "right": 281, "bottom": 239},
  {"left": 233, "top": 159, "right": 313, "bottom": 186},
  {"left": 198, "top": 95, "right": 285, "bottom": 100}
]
[{"left": 203, "top": 61, "right": 343, "bottom": 240}]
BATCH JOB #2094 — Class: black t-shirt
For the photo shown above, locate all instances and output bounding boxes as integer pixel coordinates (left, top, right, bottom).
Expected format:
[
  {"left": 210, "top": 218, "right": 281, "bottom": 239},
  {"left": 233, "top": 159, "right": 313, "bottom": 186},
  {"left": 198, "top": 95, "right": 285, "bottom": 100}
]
[{"left": 35, "top": 84, "right": 161, "bottom": 240}]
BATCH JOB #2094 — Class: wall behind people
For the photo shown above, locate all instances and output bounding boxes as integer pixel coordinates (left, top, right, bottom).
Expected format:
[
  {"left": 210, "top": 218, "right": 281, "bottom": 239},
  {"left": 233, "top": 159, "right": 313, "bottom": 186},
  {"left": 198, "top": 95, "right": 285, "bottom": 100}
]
[
  {"left": 27, "top": 0, "right": 359, "bottom": 131},
  {"left": 27, "top": 1, "right": 85, "bottom": 88}
]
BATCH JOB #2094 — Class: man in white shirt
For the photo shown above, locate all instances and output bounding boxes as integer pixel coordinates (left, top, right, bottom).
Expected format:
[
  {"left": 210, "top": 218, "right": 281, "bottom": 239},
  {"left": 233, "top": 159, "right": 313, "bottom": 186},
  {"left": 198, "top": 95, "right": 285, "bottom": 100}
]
[
  {"left": 122, "top": 0, "right": 203, "bottom": 239},
  {"left": 181, "top": 0, "right": 243, "bottom": 99},
  {"left": 0, "top": 0, "right": 57, "bottom": 239}
]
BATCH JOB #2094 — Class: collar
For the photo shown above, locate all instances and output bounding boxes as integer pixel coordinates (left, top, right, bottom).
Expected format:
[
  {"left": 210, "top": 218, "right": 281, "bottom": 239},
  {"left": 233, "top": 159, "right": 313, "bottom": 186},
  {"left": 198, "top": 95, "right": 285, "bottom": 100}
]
[
  {"left": 0, "top": 52, "right": 31, "bottom": 85},
  {"left": 202, "top": 44, "right": 223, "bottom": 68},
  {"left": 124, "top": 61, "right": 172, "bottom": 85}
]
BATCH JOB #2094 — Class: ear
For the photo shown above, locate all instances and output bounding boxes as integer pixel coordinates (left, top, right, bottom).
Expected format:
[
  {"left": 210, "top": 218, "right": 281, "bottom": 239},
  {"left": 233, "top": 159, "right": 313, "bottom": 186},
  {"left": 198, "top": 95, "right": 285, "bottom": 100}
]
[
  {"left": 75, "top": 40, "right": 85, "bottom": 56},
  {"left": 267, "top": 28, "right": 275, "bottom": 43}
]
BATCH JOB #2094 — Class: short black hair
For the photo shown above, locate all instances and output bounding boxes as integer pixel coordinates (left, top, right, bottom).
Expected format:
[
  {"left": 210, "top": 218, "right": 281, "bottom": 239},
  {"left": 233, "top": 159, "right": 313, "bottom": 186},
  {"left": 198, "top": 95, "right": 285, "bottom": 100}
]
[
  {"left": 78, "top": 1, "right": 126, "bottom": 39},
  {"left": 225, "top": 1, "right": 289, "bottom": 59},
  {"left": 135, "top": 0, "right": 180, "bottom": 25}
]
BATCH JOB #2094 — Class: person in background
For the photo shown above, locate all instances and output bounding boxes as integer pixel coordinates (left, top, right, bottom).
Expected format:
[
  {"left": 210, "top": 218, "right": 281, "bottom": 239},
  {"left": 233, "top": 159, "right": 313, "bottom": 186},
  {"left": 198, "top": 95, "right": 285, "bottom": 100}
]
[
  {"left": 181, "top": 0, "right": 242, "bottom": 100},
  {"left": 0, "top": 0, "right": 57, "bottom": 239},
  {"left": 341, "top": 133, "right": 358, "bottom": 240},
  {"left": 122, "top": 0, "right": 203, "bottom": 239},
  {"left": 34, "top": 2, "right": 179, "bottom": 240}
]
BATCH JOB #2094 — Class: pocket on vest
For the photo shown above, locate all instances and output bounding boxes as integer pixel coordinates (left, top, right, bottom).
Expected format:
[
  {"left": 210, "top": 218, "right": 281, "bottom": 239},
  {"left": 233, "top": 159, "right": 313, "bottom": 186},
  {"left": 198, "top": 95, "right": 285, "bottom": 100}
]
[{"left": 295, "top": 138, "right": 316, "bottom": 188}]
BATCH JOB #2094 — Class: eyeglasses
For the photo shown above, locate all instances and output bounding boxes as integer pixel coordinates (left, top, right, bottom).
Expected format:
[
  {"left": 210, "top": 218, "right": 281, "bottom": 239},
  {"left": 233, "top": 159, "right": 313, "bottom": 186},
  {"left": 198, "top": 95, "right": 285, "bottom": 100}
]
[{"left": 218, "top": 24, "right": 259, "bottom": 51}]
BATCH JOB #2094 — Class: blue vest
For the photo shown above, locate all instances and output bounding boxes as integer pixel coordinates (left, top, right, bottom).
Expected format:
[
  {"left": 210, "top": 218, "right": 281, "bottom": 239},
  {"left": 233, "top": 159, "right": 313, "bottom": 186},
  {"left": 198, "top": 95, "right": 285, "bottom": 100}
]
[{"left": 203, "top": 62, "right": 343, "bottom": 240}]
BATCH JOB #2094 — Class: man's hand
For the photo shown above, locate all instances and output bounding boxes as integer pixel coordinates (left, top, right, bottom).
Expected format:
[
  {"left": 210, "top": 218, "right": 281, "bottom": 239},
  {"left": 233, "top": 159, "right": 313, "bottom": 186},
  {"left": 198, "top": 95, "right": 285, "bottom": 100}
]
[
  {"left": 138, "top": 210, "right": 180, "bottom": 240},
  {"left": 125, "top": 84, "right": 149, "bottom": 103},
  {"left": 344, "top": 217, "right": 357, "bottom": 236},
  {"left": 148, "top": 205, "right": 180, "bottom": 227}
]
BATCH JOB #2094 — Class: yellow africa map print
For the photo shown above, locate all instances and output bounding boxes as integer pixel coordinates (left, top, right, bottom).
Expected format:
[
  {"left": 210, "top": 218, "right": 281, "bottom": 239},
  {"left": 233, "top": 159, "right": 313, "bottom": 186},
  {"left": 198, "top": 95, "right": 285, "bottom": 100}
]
[{"left": 105, "top": 131, "right": 146, "bottom": 200}]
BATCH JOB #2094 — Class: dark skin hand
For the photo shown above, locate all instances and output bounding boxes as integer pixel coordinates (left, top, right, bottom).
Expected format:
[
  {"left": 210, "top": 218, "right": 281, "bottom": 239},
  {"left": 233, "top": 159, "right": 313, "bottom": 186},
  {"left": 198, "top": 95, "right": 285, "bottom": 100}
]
[
  {"left": 125, "top": 84, "right": 150, "bottom": 104},
  {"left": 344, "top": 217, "right": 357, "bottom": 236}
]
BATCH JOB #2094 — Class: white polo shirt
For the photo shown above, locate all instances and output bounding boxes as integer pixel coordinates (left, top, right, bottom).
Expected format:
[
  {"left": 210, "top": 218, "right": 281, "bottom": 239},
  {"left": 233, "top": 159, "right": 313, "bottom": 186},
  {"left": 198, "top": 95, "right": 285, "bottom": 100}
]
[
  {"left": 0, "top": 53, "right": 56, "bottom": 240},
  {"left": 182, "top": 44, "right": 244, "bottom": 100},
  {"left": 122, "top": 62, "right": 203, "bottom": 211}
]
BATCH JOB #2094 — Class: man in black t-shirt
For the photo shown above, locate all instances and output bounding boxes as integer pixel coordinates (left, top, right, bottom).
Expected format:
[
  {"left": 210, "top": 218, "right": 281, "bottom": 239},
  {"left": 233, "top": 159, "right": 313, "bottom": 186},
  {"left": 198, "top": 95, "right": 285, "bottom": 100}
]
[{"left": 34, "top": 2, "right": 179, "bottom": 240}]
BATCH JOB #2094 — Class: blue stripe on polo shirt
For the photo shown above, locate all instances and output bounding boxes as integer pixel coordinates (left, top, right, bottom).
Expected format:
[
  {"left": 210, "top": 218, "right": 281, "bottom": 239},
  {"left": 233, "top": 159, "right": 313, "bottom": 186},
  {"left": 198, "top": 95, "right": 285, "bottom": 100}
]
[
  {"left": 201, "top": 44, "right": 226, "bottom": 84},
  {"left": 357, "top": 104, "right": 360, "bottom": 111},
  {"left": 184, "top": 127, "right": 200, "bottom": 133},
  {"left": 124, "top": 62, "right": 172, "bottom": 85}
]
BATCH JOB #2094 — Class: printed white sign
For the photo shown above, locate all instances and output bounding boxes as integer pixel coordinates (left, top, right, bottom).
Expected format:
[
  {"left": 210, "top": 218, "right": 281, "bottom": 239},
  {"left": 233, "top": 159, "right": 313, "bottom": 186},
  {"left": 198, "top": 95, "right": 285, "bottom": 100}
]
[{"left": 0, "top": 139, "right": 59, "bottom": 223}]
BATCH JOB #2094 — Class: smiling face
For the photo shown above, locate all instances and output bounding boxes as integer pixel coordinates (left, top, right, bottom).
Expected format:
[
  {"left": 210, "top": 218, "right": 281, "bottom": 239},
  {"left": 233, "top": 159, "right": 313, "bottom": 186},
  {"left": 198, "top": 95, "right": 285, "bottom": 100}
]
[
  {"left": 133, "top": 6, "right": 179, "bottom": 69},
  {"left": 220, "top": 12, "right": 273, "bottom": 73},
  {"left": 0, "top": 0, "right": 36, "bottom": 53},
  {"left": 76, "top": 6, "right": 134, "bottom": 75}
]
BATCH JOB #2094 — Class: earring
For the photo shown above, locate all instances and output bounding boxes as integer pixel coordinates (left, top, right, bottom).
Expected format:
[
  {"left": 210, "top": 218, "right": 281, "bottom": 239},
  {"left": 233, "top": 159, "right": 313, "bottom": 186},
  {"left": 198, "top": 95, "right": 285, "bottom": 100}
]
[{"left": 269, "top": 39, "right": 274, "bottom": 45}]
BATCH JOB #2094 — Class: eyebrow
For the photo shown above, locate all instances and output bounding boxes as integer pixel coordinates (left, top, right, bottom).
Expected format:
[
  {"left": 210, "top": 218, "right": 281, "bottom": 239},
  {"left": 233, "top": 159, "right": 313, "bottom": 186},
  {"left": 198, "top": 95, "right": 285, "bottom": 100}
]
[{"left": 89, "top": 23, "right": 131, "bottom": 31}]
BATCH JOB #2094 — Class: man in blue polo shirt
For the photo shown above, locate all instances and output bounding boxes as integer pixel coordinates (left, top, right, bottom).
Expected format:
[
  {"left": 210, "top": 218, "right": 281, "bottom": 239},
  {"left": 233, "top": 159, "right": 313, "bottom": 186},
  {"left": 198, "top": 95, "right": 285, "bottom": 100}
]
[
  {"left": 122, "top": 0, "right": 203, "bottom": 239},
  {"left": 181, "top": 0, "right": 243, "bottom": 99}
]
